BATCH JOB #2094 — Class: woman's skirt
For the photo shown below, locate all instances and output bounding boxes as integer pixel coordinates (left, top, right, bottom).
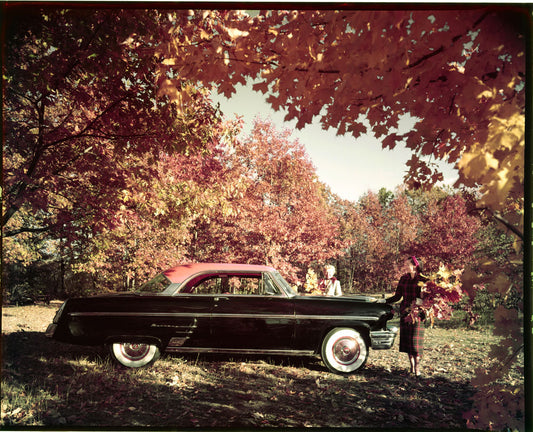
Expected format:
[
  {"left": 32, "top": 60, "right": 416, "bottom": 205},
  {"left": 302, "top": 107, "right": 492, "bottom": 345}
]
[{"left": 399, "top": 317, "right": 424, "bottom": 356}]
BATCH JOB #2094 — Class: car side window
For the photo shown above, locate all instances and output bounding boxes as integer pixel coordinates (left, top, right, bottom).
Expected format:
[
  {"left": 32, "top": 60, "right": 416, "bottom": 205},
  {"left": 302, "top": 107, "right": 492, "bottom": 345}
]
[
  {"left": 189, "top": 274, "right": 281, "bottom": 296},
  {"left": 229, "top": 276, "right": 253, "bottom": 294},
  {"left": 262, "top": 273, "right": 280, "bottom": 296},
  {"left": 191, "top": 276, "right": 225, "bottom": 294}
]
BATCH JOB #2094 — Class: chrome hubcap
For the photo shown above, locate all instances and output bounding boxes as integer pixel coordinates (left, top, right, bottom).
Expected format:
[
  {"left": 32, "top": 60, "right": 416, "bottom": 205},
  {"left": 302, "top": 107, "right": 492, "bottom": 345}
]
[
  {"left": 333, "top": 337, "right": 360, "bottom": 365},
  {"left": 121, "top": 343, "right": 150, "bottom": 361}
]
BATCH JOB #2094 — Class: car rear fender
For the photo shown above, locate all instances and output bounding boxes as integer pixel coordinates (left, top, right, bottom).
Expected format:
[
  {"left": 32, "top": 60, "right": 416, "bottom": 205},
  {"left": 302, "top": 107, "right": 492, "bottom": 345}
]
[
  {"left": 104, "top": 335, "right": 165, "bottom": 349},
  {"left": 317, "top": 322, "right": 371, "bottom": 353}
]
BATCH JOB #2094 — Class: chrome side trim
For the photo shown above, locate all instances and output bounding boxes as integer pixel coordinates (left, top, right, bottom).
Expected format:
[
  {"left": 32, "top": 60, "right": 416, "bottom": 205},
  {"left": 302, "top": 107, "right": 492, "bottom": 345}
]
[
  {"left": 294, "top": 314, "right": 378, "bottom": 322},
  {"left": 69, "top": 312, "right": 206, "bottom": 318},
  {"left": 165, "top": 346, "right": 316, "bottom": 356},
  {"left": 69, "top": 311, "right": 378, "bottom": 321}
]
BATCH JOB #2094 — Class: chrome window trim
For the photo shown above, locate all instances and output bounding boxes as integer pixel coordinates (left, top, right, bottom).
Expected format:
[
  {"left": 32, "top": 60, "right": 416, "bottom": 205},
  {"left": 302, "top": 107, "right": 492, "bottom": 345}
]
[{"left": 170, "top": 270, "right": 294, "bottom": 298}]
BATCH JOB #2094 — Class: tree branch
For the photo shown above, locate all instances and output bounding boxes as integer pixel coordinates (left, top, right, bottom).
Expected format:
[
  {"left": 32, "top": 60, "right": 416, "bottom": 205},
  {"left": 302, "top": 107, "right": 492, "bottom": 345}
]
[
  {"left": 406, "top": 11, "right": 490, "bottom": 71},
  {"left": 491, "top": 211, "right": 524, "bottom": 241},
  {"left": 472, "top": 207, "right": 524, "bottom": 240},
  {"left": 3, "top": 225, "right": 52, "bottom": 237},
  {"left": 406, "top": 45, "right": 445, "bottom": 69}
]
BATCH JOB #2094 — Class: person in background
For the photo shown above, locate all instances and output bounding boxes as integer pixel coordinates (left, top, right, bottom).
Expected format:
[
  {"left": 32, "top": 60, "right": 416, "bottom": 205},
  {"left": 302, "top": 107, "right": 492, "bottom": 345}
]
[
  {"left": 386, "top": 256, "right": 426, "bottom": 376},
  {"left": 319, "top": 264, "right": 342, "bottom": 296}
]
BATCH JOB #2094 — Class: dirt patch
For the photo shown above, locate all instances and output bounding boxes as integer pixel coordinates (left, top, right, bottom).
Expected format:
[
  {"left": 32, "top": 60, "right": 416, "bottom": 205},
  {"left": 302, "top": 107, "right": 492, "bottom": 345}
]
[{"left": 1, "top": 302, "right": 61, "bottom": 334}]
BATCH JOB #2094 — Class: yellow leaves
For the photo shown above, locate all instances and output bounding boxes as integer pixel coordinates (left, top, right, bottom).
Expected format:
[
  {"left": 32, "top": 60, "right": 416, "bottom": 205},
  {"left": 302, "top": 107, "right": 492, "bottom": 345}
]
[
  {"left": 268, "top": 27, "right": 279, "bottom": 37},
  {"left": 456, "top": 69, "right": 524, "bottom": 211},
  {"left": 121, "top": 189, "right": 131, "bottom": 203},
  {"left": 436, "top": 262, "right": 452, "bottom": 280},
  {"left": 458, "top": 151, "right": 498, "bottom": 175},
  {"left": 303, "top": 268, "right": 320, "bottom": 294},
  {"left": 456, "top": 96, "right": 524, "bottom": 215},
  {"left": 489, "top": 131, "right": 520, "bottom": 152},
  {"left": 225, "top": 27, "right": 250, "bottom": 40},
  {"left": 161, "top": 58, "right": 177, "bottom": 66},
  {"left": 156, "top": 79, "right": 200, "bottom": 115},
  {"left": 477, "top": 89, "right": 494, "bottom": 101},
  {"left": 488, "top": 110, "right": 524, "bottom": 150},
  {"left": 157, "top": 78, "right": 181, "bottom": 101},
  {"left": 308, "top": 45, "right": 323, "bottom": 62}
]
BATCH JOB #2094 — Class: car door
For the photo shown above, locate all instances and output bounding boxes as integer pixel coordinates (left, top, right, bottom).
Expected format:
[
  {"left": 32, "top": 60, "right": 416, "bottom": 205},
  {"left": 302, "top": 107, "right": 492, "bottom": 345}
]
[
  {"left": 152, "top": 295, "right": 214, "bottom": 348},
  {"left": 209, "top": 272, "right": 295, "bottom": 350},
  {"left": 67, "top": 294, "right": 214, "bottom": 349}
]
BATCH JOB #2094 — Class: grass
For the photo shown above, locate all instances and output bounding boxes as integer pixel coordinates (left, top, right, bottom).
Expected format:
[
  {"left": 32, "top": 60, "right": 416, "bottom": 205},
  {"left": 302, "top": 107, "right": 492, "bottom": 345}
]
[{"left": 1, "top": 304, "right": 525, "bottom": 429}]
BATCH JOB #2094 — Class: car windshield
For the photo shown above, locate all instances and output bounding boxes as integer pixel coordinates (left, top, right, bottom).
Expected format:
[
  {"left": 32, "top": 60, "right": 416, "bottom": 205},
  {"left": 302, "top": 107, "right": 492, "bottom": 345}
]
[
  {"left": 271, "top": 271, "right": 298, "bottom": 296},
  {"left": 139, "top": 273, "right": 172, "bottom": 293}
]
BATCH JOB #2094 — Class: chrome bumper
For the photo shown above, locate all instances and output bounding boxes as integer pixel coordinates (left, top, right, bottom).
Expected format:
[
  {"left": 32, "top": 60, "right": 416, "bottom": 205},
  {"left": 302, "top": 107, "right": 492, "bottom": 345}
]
[{"left": 370, "top": 327, "right": 398, "bottom": 350}]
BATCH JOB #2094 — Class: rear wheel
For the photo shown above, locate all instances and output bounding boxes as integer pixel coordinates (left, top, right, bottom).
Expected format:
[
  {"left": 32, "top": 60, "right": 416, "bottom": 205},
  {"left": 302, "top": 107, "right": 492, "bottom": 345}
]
[
  {"left": 110, "top": 342, "right": 160, "bottom": 368},
  {"left": 321, "top": 328, "right": 368, "bottom": 374}
]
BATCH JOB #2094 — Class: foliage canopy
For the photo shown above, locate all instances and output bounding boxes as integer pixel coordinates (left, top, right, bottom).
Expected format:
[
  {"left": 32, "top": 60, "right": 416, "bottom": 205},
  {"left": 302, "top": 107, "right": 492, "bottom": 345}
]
[{"left": 2, "top": 6, "right": 527, "bottom": 430}]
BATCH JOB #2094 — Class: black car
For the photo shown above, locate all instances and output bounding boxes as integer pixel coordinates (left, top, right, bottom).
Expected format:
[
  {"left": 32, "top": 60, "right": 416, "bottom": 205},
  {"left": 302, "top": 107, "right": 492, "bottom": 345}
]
[{"left": 46, "top": 263, "right": 397, "bottom": 374}]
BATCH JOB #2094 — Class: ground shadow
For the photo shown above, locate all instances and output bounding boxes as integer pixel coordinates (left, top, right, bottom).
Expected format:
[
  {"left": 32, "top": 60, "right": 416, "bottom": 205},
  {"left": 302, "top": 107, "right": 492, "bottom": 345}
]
[{"left": 2, "top": 331, "right": 475, "bottom": 429}]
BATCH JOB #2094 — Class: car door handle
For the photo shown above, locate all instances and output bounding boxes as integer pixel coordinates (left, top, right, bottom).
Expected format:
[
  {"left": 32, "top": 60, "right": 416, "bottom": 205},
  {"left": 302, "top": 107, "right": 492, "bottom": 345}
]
[{"left": 214, "top": 296, "right": 229, "bottom": 301}]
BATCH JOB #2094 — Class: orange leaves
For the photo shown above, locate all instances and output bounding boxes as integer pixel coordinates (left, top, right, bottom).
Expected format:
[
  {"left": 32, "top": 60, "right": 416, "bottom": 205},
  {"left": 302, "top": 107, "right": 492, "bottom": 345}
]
[
  {"left": 406, "top": 264, "right": 464, "bottom": 324},
  {"left": 154, "top": 9, "right": 525, "bottom": 217},
  {"left": 404, "top": 156, "right": 444, "bottom": 190},
  {"left": 381, "top": 133, "right": 400, "bottom": 151},
  {"left": 252, "top": 80, "right": 269, "bottom": 94}
]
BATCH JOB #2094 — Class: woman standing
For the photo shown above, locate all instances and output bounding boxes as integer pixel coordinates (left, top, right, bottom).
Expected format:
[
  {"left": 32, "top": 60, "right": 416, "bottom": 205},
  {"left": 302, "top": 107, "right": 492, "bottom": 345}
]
[
  {"left": 319, "top": 264, "right": 343, "bottom": 296},
  {"left": 386, "top": 256, "right": 426, "bottom": 376}
]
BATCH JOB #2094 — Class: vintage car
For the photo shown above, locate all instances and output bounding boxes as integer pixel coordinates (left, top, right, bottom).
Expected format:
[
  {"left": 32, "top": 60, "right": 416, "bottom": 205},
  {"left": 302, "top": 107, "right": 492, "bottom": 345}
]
[{"left": 46, "top": 263, "right": 397, "bottom": 374}]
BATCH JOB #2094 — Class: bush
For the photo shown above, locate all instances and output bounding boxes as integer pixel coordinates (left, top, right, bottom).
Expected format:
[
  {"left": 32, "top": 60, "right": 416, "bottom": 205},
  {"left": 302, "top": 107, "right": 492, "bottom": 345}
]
[{"left": 455, "top": 287, "right": 522, "bottom": 327}]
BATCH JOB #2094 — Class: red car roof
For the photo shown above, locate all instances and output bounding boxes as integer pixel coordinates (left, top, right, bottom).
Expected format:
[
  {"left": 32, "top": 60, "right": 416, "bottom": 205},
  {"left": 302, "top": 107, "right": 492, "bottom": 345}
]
[{"left": 162, "top": 263, "right": 277, "bottom": 284}]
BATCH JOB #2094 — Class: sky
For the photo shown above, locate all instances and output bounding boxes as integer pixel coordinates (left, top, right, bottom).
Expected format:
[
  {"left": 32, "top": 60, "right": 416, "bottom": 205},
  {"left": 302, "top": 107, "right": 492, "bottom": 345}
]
[{"left": 212, "top": 84, "right": 459, "bottom": 203}]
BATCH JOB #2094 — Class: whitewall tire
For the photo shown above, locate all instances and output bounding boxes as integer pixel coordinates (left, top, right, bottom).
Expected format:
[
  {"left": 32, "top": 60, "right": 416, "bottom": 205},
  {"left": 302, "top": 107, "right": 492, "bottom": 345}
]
[
  {"left": 321, "top": 328, "right": 368, "bottom": 374},
  {"left": 111, "top": 342, "right": 160, "bottom": 368}
]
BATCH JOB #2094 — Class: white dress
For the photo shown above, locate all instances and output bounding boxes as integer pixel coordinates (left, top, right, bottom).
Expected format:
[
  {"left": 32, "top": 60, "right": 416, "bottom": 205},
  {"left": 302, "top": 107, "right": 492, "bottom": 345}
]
[{"left": 322, "top": 278, "right": 342, "bottom": 296}]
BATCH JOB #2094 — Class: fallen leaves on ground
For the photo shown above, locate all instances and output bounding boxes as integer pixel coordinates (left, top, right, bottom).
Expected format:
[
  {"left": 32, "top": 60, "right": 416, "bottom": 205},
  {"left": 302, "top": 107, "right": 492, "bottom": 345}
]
[{"left": 1, "top": 304, "right": 524, "bottom": 429}]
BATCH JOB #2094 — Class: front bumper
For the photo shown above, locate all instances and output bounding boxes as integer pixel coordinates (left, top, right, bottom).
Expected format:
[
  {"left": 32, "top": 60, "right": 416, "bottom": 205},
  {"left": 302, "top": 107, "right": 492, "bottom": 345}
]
[{"left": 370, "top": 327, "right": 398, "bottom": 350}]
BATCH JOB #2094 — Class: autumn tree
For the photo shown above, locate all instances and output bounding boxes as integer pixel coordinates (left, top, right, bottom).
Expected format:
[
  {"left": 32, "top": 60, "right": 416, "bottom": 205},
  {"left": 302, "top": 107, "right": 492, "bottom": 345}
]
[
  {"left": 157, "top": 8, "right": 525, "bottom": 215},
  {"left": 68, "top": 125, "right": 244, "bottom": 293},
  {"left": 3, "top": 7, "right": 224, "bottom": 243},
  {"left": 189, "top": 118, "right": 344, "bottom": 283},
  {"left": 153, "top": 9, "right": 526, "bottom": 428},
  {"left": 3, "top": 7, "right": 237, "bottom": 294},
  {"left": 336, "top": 187, "right": 480, "bottom": 294},
  {"left": 4, "top": 7, "right": 527, "bottom": 428},
  {"left": 409, "top": 193, "right": 482, "bottom": 271},
  {"left": 337, "top": 190, "right": 418, "bottom": 292}
]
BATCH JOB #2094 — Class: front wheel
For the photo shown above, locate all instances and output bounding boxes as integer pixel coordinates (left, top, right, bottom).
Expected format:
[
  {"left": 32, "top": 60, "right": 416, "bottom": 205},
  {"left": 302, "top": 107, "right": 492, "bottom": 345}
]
[
  {"left": 321, "top": 328, "right": 368, "bottom": 374},
  {"left": 110, "top": 342, "right": 160, "bottom": 368}
]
